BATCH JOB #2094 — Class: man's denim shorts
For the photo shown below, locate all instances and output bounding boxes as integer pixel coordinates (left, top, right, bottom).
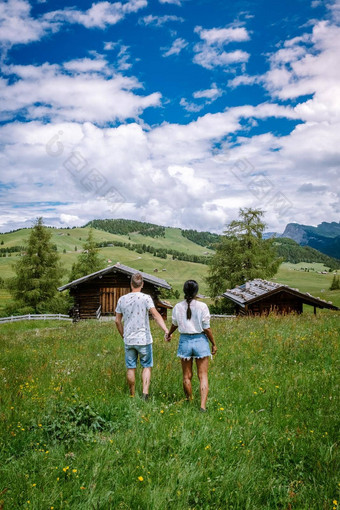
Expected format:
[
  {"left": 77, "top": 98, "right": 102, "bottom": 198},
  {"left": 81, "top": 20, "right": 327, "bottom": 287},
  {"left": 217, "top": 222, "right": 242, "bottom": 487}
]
[
  {"left": 177, "top": 333, "right": 211, "bottom": 360},
  {"left": 125, "top": 343, "right": 153, "bottom": 369}
]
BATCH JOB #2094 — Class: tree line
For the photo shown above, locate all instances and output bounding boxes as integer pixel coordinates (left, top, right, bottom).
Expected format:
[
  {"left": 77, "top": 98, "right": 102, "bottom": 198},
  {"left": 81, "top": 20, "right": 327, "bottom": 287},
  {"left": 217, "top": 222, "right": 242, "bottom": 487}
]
[
  {"left": 96, "top": 240, "right": 209, "bottom": 265},
  {"left": 181, "top": 229, "right": 221, "bottom": 249},
  {"left": 85, "top": 219, "right": 166, "bottom": 238}
]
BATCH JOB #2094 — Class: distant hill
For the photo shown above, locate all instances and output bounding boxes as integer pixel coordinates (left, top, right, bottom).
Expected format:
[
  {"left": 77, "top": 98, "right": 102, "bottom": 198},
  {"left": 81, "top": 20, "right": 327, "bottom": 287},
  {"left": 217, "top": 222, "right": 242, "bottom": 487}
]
[
  {"left": 282, "top": 221, "right": 340, "bottom": 258},
  {"left": 84, "top": 218, "right": 340, "bottom": 269},
  {"left": 274, "top": 238, "right": 339, "bottom": 270}
]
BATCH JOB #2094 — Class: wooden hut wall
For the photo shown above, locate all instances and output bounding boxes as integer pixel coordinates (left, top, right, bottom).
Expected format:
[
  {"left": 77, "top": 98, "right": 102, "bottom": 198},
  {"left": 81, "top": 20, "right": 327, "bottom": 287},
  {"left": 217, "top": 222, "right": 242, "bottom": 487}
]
[
  {"left": 235, "top": 291, "right": 304, "bottom": 316},
  {"left": 70, "top": 272, "right": 161, "bottom": 319},
  {"left": 250, "top": 291, "right": 303, "bottom": 315}
]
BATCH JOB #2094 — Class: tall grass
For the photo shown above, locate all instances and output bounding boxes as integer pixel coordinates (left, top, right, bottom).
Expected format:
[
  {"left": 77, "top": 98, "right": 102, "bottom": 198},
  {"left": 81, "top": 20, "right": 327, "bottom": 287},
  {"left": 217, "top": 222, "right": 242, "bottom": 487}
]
[{"left": 0, "top": 314, "right": 339, "bottom": 509}]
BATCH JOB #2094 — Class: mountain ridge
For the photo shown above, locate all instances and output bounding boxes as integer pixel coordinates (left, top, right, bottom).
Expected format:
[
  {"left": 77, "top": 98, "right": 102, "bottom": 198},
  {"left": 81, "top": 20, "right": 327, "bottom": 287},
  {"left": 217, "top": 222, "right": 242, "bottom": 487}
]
[{"left": 282, "top": 222, "right": 340, "bottom": 258}]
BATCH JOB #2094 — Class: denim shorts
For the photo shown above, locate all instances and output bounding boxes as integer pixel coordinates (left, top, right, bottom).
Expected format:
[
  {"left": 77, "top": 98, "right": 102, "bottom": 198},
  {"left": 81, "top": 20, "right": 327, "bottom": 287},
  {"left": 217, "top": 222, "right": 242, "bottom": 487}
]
[
  {"left": 125, "top": 343, "right": 153, "bottom": 369},
  {"left": 177, "top": 333, "right": 211, "bottom": 360}
]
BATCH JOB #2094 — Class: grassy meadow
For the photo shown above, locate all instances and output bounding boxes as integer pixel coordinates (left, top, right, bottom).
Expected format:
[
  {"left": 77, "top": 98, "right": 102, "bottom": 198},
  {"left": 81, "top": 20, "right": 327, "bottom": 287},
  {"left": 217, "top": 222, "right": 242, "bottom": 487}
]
[{"left": 0, "top": 314, "right": 339, "bottom": 509}]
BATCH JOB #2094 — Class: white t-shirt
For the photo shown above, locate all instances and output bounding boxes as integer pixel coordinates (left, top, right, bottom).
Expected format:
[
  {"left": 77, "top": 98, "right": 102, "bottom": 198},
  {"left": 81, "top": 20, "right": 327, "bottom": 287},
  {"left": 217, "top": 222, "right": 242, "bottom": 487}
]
[
  {"left": 115, "top": 292, "right": 155, "bottom": 345},
  {"left": 172, "top": 299, "right": 210, "bottom": 334}
]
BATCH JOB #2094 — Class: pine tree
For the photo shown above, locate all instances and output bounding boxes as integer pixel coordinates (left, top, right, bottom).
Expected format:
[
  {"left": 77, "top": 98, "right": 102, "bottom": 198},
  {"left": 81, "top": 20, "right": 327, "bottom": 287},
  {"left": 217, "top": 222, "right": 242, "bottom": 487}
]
[
  {"left": 7, "top": 218, "right": 63, "bottom": 312},
  {"left": 69, "top": 228, "right": 105, "bottom": 281},
  {"left": 207, "top": 208, "right": 282, "bottom": 297}
]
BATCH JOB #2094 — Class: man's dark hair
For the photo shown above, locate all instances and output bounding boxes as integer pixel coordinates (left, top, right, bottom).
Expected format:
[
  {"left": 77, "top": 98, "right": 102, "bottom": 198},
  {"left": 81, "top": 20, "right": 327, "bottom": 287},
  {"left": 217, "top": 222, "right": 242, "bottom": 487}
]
[
  {"left": 183, "top": 280, "right": 199, "bottom": 320},
  {"left": 131, "top": 273, "right": 143, "bottom": 288}
]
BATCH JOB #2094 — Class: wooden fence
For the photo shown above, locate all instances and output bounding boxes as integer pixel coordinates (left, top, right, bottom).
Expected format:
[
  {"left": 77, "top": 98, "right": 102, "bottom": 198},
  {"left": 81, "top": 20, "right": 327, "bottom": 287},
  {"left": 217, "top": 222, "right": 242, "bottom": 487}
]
[
  {"left": 0, "top": 313, "right": 72, "bottom": 324},
  {"left": 210, "top": 314, "right": 236, "bottom": 319}
]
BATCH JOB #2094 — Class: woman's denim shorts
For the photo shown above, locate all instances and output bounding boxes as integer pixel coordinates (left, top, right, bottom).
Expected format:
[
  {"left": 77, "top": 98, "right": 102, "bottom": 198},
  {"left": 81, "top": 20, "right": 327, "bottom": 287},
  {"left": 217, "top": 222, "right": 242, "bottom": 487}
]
[{"left": 177, "top": 333, "right": 211, "bottom": 360}]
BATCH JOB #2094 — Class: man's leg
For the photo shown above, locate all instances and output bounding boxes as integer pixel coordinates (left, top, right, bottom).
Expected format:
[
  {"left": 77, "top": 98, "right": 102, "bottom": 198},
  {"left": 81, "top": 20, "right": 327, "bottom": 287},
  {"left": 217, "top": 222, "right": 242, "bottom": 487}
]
[
  {"left": 196, "top": 357, "right": 209, "bottom": 410},
  {"left": 140, "top": 344, "right": 153, "bottom": 399},
  {"left": 126, "top": 368, "right": 136, "bottom": 396},
  {"left": 181, "top": 358, "right": 193, "bottom": 401},
  {"left": 142, "top": 367, "right": 152, "bottom": 396}
]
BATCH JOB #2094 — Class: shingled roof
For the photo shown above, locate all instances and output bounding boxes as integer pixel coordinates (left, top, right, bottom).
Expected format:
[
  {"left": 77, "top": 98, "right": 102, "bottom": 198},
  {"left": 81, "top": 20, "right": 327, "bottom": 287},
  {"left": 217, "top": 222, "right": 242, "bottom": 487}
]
[
  {"left": 222, "top": 279, "right": 339, "bottom": 310},
  {"left": 58, "top": 262, "right": 171, "bottom": 292}
]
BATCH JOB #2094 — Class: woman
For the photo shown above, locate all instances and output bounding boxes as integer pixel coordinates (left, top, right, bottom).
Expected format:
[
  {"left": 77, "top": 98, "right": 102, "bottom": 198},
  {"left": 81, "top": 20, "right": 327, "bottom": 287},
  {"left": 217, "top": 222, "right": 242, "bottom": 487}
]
[{"left": 165, "top": 280, "right": 217, "bottom": 412}]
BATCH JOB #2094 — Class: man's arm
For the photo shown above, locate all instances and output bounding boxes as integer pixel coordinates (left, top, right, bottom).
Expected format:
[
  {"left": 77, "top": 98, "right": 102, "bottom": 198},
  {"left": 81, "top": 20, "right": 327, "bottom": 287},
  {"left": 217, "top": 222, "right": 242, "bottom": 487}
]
[
  {"left": 203, "top": 327, "right": 217, "bottom": 355},
  {"left": 115, "top": 313, "right": 124, "bottom": 338},
  {"left": 150, "top": 307, "right": 169, "bottom": 335}
]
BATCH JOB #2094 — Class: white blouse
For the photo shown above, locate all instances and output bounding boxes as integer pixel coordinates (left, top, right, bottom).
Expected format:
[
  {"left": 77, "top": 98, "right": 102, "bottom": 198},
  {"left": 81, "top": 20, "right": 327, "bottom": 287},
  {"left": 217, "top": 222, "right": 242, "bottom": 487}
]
[{"left": 172, "top": 299, "right": 210, "bottom": 334}]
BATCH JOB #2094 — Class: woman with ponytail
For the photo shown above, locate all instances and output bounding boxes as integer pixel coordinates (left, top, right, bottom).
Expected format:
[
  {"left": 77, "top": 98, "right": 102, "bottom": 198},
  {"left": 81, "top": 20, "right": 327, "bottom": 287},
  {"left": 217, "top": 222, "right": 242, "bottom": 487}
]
[{"left": 165, "top": 280, "right": 217, "bottom": 412}]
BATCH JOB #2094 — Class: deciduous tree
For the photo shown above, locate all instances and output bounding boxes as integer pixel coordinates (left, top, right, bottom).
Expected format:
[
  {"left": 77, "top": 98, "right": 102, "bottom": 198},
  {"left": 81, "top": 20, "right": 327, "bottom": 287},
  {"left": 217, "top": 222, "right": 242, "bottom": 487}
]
[{"left": 207, "top": 208, "right": 281, "bottom": 297}]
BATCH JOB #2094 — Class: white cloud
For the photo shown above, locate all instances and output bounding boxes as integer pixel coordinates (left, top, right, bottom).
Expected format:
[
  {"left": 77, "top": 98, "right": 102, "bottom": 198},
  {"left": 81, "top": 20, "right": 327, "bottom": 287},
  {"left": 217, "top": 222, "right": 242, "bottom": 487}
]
[
  {"left": 162, "top": 37, "right": 188, "bottom": 57},
  {"left": 0, "top": 60, "right": 161, "bottom": 124},
  {"left": 159, "top": 0, "right": 182, "bottom": 5},
  {"left": 139, "top": 14, "right": 184, "bottom": 27},
  {"left": 228, "top": 74, "right": 260, "bottom": 88},
  {"left": 194, "top": 25, "right": 250, "bottom": 45},
  {"left": 263, "top": 20, "right": 340, "bottom": 124},
  {"left": 181, "top": 84, "right": 223, "bottom": 112},
  {"left": 193, "top": 46, "right": 249, "bottom": 69},
  {"left": 44, "top": 0, "right": 148, "bottom": 29},
  {"left": 193, "top": 24, "right": 250, "bottom": 70},
  {"left": 0, "top": 0, "right": 147, "bottom": 48},
  {"left": 0, "top": 0, "right": 55, "bottom": 46},
  {"left": 193, "top": 83, "right": 222, "bottom": 101},
  {"left": 180, "top": 98, "right": 204, "bottom": 112}
]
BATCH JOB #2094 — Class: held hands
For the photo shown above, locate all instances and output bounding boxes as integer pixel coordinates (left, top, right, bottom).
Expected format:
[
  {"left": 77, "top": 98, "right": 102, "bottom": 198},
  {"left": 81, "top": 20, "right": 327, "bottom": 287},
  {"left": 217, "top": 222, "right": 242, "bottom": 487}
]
[{"left": 164, "top": 331, "right": 172, "bottom": 342}]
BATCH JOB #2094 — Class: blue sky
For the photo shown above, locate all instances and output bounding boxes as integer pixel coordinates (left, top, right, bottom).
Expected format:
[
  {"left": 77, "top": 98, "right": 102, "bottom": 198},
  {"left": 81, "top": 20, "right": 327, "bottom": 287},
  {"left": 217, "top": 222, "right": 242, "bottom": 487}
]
[{"left": 0, "top": 0, "right": 339, "bottom": 233}]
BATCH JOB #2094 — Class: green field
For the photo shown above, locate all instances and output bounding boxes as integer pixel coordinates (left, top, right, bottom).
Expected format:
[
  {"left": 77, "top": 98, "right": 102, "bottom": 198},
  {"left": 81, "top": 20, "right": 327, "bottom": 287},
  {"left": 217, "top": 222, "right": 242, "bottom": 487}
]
[{"left": 0, "top": 314, "right": 339, "bottom": 509}]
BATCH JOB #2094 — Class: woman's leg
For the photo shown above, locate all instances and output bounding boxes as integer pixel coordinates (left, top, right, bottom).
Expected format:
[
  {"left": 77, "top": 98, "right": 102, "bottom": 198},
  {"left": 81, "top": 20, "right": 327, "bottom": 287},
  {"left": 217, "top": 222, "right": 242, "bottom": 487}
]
[
  {"left": 181, "top": 358, "right": 193, "bottom": 400},
  {"left": 196, "top": 357, "right": 209, "bottom": 410}
]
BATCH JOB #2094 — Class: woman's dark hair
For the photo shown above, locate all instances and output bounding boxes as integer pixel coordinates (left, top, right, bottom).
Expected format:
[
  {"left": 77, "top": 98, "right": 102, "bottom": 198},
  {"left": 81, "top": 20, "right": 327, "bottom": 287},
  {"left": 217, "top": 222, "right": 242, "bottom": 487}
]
[{"left": 183, "top": 280, "right": 199, "bottom": 320}]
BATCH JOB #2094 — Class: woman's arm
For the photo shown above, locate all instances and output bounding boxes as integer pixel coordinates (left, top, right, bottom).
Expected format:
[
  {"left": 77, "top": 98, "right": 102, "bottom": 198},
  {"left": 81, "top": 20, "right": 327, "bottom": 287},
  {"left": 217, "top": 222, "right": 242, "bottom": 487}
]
[
  {"left": 165, "top": 323, "right": 178, "bottom": 342},
  {"left": 203, "top": 327, "right": 217, "bottom": 355}
]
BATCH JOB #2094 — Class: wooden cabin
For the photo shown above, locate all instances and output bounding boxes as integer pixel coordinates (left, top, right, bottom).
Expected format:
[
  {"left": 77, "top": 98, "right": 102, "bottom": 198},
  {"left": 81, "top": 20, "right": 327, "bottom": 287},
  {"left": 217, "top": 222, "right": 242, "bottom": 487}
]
[
  {"left": 223, "top": 279, "right": 339, "bottom": 316},
  {"left": 58, "top": 263, "right": 172, "bottom": 320}
]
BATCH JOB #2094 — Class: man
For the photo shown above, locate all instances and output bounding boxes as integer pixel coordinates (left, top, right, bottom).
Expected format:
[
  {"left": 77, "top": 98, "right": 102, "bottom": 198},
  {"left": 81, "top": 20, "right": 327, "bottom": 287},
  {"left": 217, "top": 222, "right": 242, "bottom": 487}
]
[{"left": 115, "top": 272, "right": 169, "bottom": 400}]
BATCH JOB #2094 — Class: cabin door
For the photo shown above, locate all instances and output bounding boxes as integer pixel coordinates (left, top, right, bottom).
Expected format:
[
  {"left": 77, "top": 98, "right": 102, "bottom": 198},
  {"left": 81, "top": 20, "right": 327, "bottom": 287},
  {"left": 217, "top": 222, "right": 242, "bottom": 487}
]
[{"left": 100, "top": 287, "right": 129, "bottom": 315}]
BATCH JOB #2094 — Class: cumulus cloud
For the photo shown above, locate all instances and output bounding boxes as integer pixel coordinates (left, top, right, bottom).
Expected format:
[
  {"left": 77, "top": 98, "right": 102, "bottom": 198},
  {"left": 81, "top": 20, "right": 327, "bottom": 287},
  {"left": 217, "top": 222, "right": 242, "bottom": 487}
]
[
  {"left": 180, "top": 98, "right": 204, "bottom": 112},
  {"left": 0, "top": 0, "right": 147, "bottom": 48},
  {"left": 45, "top": 0, "right": 147, "bottom": 29},
  {"left": 193, "top": 25, "right": 250, "bottom": 69},
  {"left": 139, "top": 14, "right": 184, "bottom": 27},
  {"left": 162, "top": 37, "right": 188, "bottom": 57},
  {"left": 0, "top": 60, "right": 161, "bottom": 124},
  {"left": 181, "top": 84, "right": 223, "bottom": 112},
  {"left": 193, "top": 83, "right": 222, "bottom": 101},
  {"left": 194, "top": 25, "right": 250, "bottom": 45},
  {"left": 0, "top": 0, "right": 55, "bottom": 46}
]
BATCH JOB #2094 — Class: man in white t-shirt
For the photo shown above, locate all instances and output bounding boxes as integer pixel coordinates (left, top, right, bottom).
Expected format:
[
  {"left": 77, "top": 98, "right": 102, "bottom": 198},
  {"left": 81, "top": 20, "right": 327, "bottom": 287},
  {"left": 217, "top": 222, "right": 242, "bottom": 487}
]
[{"left": 115, "top": 272, "right": 169, "bottom": 399}]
